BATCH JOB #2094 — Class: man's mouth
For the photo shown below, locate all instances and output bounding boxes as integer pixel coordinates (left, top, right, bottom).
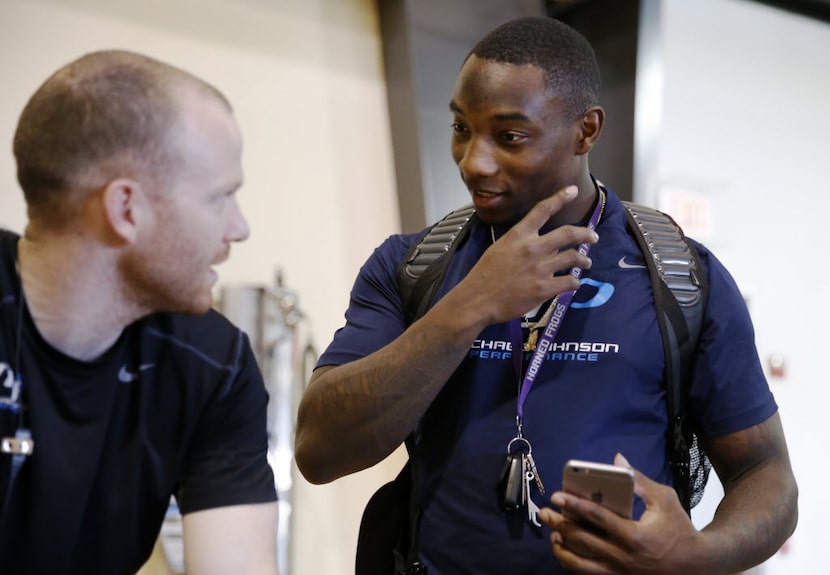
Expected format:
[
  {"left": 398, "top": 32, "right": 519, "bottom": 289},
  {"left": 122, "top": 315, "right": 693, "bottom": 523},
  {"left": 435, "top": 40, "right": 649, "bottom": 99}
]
[
  {"left": 213, "top": 248, "right": 231, "bottom": 267},
  {"left": 470, "top": 189, "right": 506, "bottom": 209}
]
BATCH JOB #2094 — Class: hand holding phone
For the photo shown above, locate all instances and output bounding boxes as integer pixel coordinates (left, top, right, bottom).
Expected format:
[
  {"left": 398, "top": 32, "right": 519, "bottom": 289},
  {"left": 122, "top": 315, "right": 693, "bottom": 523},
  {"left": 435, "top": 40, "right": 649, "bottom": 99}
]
[{"left": 562, "top": 459, "right": 634, "bottom": 519}]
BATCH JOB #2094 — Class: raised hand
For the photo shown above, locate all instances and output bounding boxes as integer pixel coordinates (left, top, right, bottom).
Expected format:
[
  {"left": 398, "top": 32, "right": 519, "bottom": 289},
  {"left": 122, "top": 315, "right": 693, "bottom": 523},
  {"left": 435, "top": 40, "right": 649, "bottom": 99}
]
[{"left": 452, "top": 186, "right": 599, "bottom": 328}]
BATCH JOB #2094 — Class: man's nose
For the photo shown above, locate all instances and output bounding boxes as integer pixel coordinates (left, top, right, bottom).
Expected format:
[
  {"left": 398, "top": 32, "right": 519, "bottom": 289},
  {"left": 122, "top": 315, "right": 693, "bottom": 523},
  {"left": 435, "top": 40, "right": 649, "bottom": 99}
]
[
  {"left": 226, "top": 199, "right": 250, "bottom": 243},
  {"left": 456, "top": 137, "right": 498, "bottom": 179}
]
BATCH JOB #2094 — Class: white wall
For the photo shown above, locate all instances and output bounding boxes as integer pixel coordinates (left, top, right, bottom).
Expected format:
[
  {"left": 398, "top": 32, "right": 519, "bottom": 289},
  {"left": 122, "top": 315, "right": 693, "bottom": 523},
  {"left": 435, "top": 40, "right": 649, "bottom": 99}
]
[
  {"left": 649, "top": 0, "right": 830, "bottom": 571},
  {"left": 0, "top": 0, "right": 404, "bottom": 574}
]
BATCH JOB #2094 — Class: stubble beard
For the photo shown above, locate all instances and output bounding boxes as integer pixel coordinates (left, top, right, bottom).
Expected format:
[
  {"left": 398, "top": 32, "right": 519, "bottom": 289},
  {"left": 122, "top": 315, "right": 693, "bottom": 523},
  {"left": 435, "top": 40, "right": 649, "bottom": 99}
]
[{"left": 120, "top": 244, "right": 214, "bottom": 317}]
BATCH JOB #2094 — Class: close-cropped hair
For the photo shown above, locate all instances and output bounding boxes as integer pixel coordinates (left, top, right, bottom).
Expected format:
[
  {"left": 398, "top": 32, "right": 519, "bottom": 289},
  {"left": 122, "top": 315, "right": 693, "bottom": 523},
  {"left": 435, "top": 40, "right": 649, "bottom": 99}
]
[
  {"left": 12, "top": 49, "right": 231, "bottom": 226},
  {"left": 469, "top": 16, "right": 601, "bottom": 120}
]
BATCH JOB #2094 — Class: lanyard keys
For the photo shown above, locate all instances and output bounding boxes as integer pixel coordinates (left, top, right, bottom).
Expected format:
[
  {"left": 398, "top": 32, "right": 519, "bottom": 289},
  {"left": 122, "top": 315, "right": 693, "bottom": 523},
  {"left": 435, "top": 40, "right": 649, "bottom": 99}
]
[
  {"left": 498, "top": 436, "right": 545, "bottom": 525},
  {"left": 498, "top": 452, "right": 526, "bottom": 510}
]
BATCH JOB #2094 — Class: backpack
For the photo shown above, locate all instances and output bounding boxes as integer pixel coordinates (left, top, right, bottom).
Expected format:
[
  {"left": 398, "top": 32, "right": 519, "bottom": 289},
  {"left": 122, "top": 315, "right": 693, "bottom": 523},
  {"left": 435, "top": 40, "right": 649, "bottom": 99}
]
[{"left": 355, "top": 198, "right": 711, "bottom": 575}]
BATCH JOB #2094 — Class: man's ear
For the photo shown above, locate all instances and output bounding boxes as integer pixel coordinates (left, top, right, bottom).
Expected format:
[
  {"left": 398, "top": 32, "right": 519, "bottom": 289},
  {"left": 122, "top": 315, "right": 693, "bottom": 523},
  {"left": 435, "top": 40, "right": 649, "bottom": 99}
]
[
  {"left": 576, "top": 106, "right": 604, "bottom": 156},
  {"left": 101, "top": 178, "right": 144, "bottom": 244}
]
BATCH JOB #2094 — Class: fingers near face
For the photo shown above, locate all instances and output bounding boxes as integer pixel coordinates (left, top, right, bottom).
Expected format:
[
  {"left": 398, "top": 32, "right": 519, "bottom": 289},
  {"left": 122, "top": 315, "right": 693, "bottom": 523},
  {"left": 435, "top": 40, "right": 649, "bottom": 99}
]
[{"left": 517, "top": 186, "right": 579, "bottom": 233}]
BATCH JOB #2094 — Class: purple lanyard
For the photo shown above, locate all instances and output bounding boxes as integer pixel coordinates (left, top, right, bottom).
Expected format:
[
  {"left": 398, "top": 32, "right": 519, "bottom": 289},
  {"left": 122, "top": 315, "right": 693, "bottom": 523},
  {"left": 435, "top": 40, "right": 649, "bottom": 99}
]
[{"left": 508, "top": 191, "right": 605, "bottom": 429}]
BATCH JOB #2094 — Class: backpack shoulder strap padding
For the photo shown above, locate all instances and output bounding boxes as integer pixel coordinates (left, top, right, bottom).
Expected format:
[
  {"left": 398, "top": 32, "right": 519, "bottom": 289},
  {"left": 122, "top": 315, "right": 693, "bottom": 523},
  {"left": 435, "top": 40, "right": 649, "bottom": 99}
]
[
  {"left": 622, "top": 202, "right": 705, "bottom": 306},
  {"left": 622, "top": 200, "right": 710, "bottom": 513},
  {"left": 397, "top": 203, "right": 477, "bottom": 324},
  {"left": 621, "top": 200, "right": 707, "bottom": 382}
]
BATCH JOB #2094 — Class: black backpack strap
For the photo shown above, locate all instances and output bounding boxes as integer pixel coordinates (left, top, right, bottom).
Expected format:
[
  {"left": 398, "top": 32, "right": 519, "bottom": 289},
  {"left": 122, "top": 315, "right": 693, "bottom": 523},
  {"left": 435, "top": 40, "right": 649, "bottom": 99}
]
[
  {"left": 356, "top": 461, "right": 413, "bottom": 574},
  {"left": 397, "top": 203, "right": 477, "bottom": 324},
  {"left": 356, "top": 439, "right": 427, "bottom": 575},
  {"left": 393, "top": 441, "right": 427, "bottom": 575},
  {"left": 623, "top": 201, "right": 709, "bottom": 513},
  {"left": 356, "top": 456, "right": 426, "bottom": 575},
  {"left": 357, "top": 205, "right": 477, "bottom": 575}
]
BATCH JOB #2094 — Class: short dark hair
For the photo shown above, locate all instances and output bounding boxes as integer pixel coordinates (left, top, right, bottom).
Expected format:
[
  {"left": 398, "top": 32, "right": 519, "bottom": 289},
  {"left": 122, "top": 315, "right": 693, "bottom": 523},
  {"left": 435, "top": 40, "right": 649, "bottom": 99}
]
[
  {"left": 469, "top": 17, "right": 600, "bottom": 119},
  {"left": 13, "top": 49, "right": 231, "bottom": 226}
]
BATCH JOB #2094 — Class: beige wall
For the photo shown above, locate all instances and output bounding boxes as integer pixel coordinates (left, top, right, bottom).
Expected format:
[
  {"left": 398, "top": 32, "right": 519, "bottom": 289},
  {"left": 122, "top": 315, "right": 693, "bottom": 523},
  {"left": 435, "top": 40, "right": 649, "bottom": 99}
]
[{"left": 0, "top": 0, "right": 405, "bottom": 573}]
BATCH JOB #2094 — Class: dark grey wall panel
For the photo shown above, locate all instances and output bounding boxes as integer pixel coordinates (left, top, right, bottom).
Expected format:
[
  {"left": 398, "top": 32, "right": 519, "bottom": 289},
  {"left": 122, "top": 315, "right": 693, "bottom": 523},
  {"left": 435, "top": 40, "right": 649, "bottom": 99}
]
[
  {"left": 380, "top": 0, "right": 638, "bottom": 231},
  {"left": 379, "top": 0, "right": 545, "bottom": 232}
]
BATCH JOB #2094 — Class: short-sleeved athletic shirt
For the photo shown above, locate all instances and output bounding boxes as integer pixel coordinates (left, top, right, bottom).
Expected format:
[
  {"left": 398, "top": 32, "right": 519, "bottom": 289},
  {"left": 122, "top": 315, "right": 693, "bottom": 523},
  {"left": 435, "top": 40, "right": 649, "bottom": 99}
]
[
  {"left": 318, "top": 188, "right": 777, "bottom": 574},
  {"left": 0, "top": 230, "right": 276, "bottom": 575}
]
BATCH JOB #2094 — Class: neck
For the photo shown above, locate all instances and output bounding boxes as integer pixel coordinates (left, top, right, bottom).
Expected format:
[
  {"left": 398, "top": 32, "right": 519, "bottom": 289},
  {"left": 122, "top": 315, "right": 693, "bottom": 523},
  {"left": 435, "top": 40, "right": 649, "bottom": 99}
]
[
  {"left": 17, "top": 232, "right": 141, "bottom": 361},
  {"left": 542, "top": 174, "right": 601, "bottom": 231}
]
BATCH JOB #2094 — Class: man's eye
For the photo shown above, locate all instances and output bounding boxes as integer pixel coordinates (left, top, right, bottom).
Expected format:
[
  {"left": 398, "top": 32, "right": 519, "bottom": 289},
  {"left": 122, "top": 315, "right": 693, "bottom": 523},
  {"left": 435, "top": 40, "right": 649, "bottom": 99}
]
[
  {"left": 500, "top": 132, "right": 524, "bottom": 143},
  {"left": 451, "top": 122, "right": 466, "bottom": 133}
]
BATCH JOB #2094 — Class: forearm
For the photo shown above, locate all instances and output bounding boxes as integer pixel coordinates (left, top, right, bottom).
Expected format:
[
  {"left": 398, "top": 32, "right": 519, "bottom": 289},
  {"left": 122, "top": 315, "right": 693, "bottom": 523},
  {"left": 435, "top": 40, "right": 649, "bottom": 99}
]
[
  {"left": 294, "top": 291, "right": 488, "bottom": 484},
  {"left": 698, "top": 462, "right": 797, "bottom": 573},
  {"left": 295, "top": 192, "right": 597, "bottom": 484},
  {"left": 697, "top": 416, "right": 798, "bottom": 573},
  {"left": 183, "top": 503, "right": 279, "bottom": 575}
]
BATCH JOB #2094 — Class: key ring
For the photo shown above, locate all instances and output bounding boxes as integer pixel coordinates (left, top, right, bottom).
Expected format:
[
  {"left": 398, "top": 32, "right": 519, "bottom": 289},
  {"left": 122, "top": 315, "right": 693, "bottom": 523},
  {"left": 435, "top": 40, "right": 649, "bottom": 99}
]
[{"left": 506, "top": 436, "right": 532, "bottom": 455}]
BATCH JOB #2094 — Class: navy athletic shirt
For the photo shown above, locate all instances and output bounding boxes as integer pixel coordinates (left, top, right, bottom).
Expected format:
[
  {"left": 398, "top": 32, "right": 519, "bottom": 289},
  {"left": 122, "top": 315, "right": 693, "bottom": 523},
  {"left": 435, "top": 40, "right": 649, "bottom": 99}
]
[
  {"left": 318, "top": 188, "right": 777, "bottom": 574},
  {"left": 0, "top": 230, "right": 276, "bottom": 575}
]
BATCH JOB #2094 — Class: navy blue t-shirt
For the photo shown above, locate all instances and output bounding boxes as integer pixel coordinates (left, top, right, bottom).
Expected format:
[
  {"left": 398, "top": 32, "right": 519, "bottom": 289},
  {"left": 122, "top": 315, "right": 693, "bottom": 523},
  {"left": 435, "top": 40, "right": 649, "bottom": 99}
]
[
  {"left": 319, "top": 190, "right": 777, "bottom": 574},
  {"left": 0, "top": 230, "right": 276, "bottom": 575}
]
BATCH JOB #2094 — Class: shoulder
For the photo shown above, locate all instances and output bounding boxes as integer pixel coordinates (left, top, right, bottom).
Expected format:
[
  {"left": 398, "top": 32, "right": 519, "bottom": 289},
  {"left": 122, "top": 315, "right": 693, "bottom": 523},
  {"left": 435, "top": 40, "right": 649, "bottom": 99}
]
[
  {"left": 136, "top": 310, "right": 251, "bottom": 372},
  {"left": 141, "top": 307, "right": 239, "bottom": 339},
  {"left": 365, "top": 231, "right": 426, "bottom": 271},
  {"left": 353, "top": 231, "right": 427, "bottom": 295},
  {"left": 600, "top": 189, "right": 718, "bottom": 277},
  {"left": 682, "top": 238, "right": 743, "bottom": 305}
]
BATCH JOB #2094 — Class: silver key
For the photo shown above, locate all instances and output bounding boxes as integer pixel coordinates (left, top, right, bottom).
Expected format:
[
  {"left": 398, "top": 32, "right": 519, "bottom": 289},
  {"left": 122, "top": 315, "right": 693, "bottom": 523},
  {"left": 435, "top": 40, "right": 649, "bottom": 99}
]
[
  {"left": 520, "top": 453, "right": 528, "bottom": 507},
  {"left": 525, "top": 471, "right": 542, "bottom": 527},
  {"left": 525, "top": 451, "right": 545, "bottom": 494}
]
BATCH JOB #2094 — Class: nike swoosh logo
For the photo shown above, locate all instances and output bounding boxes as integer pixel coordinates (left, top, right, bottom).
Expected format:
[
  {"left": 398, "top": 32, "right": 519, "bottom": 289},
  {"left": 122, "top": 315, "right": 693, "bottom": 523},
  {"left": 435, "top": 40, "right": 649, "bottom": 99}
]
[
  {"left": 618, "top": 256, "right": 647, "bottom": 269},
  {"left": 118, "top": 363, "right": 155, "bottom": 383}
]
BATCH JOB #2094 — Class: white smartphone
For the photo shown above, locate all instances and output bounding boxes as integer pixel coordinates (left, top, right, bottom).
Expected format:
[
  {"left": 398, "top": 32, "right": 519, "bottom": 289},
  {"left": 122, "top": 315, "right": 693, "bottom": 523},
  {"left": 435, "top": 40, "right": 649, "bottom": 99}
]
[{"left": 562, "top": 459, "right": 634, "bottom": 519}]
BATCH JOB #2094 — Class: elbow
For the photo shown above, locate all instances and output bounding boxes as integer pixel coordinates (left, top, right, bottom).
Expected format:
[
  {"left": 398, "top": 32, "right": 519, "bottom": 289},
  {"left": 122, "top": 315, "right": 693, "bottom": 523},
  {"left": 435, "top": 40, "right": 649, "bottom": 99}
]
[
  {"left": 293, "top": 365, "right": 379, "bottom": 484},
  {"left": 784, "top": 476, "right": 799, "bottom": 540},
  {"left": 294, "top": 436, "right": 335, "bottom": 485},
  {"left": 293, "top": 415, "right": 342, "bottom": 485},
  {"left": 772, "top": 455, "right": 800, "bottom": 542},
  {"left": 293, "top": 375, "right": 339, "bottom": 485}
]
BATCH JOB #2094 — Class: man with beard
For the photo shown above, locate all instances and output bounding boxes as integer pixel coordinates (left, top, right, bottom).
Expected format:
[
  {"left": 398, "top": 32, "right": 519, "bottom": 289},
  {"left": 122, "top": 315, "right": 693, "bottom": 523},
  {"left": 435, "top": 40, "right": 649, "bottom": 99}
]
[{"left": 0, "top": 50, "right": 278, "bottom": 574}]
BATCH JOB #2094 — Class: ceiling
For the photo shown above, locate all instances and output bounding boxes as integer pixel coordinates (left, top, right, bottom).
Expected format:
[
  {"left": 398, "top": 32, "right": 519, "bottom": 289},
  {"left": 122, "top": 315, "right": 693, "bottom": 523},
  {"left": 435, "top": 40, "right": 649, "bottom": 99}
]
[
  {"left": 752, "top": 0, "right": 830, "bottom": 22},
  {"left": 546, "top": 0, "right": 830, "bottom": 24}
]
